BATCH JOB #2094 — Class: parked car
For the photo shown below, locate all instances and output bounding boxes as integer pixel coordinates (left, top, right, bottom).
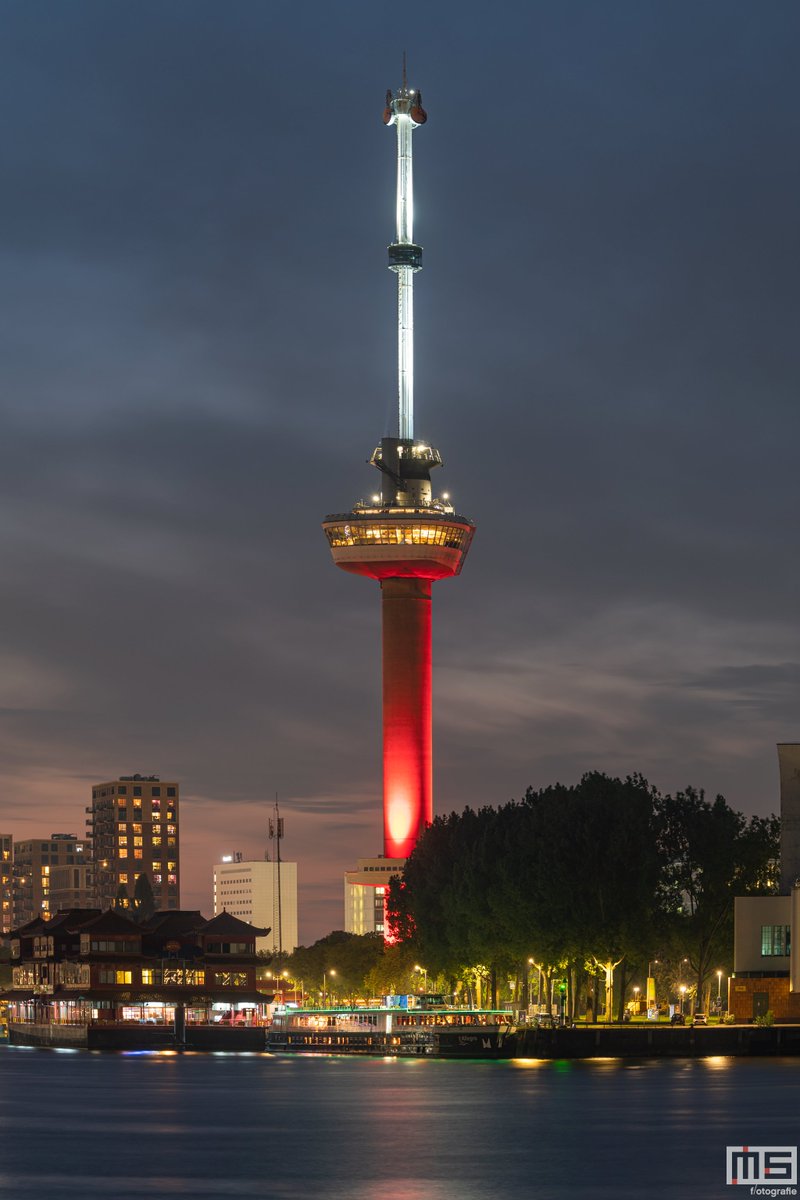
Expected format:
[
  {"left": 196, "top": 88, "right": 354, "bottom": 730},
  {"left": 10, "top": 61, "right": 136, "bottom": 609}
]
[
  {"left": 692, "top": 1012, "right": 707, "bottom": 1026},
  {"left": 670, "top": 1011, "right": 685, "bottom": 1026}
]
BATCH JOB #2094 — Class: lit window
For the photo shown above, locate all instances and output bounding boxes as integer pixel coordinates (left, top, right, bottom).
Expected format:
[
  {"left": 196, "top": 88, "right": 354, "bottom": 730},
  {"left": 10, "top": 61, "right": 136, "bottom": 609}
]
[
  {"left": 142, "top": 969, "right": 154, "bottom": 985},
  {"left": 115, "top": 970, "right": 132, "bottom": 985},
  {"left": 152, "top": 862, "right": 162, "bottom": 872},
  {"left": 134, "top": 849, "right": 143, "bottom": 860},
  {"left": 119, "top": 873, "right": 128, "bottom": 883},
  {"left": 119, "top": 849, "right": 128, "bottom": 859},
  {"left": 761, "top": 925, "right": 791, "bottom": 956},
  {"left": 118, "top": 836, "right": 127, "bottom": 846},
  {"left": 152, "top": 837, "right": 161, "bottom": 848},
  {"left": 133, "top": 837, "right": 143, "bottom": 847}
]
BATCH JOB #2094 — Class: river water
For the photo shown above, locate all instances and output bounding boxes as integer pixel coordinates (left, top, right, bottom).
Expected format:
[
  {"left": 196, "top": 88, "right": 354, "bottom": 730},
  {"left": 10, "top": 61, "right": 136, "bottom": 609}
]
[{"left": 0, "top": 1046, "right": 798, "bottom": 1199}]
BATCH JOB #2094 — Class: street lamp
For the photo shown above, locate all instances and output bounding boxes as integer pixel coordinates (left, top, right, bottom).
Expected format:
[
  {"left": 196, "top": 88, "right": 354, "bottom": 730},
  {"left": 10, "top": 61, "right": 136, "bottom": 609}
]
[
  {"left": 322, "top": 968, "right": 336, "bottom": 1006},
  {"left": 414, "top": 964, "right": 428, "bottom": 992},
  {"left": 717, "top": 970, "right": 723, "bottom": 1008},
  {"left": 633, "top": 986, "right": 640, "bottom": 1014},
  {"left": 679, "top": 985, "right": 687, "bottom": 1015},
  {"left": 647, "top": 960, "right": 659, "bottom": 1008},
  {"left": 528, "top": 957, "right": 544, "bottom": 1009}
]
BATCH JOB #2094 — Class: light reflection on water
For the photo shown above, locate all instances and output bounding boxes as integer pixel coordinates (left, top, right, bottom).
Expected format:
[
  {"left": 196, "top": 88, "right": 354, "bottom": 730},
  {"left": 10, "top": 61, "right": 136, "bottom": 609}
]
[{"left": 0, "top": 1047, "right": 798, "bottom": 1200}]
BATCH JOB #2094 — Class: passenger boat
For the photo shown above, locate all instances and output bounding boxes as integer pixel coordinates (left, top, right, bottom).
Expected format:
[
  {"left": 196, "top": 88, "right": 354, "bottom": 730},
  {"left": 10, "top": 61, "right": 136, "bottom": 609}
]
[{"left": 267, "top": 999, "right": 513, "bottom": 1058}]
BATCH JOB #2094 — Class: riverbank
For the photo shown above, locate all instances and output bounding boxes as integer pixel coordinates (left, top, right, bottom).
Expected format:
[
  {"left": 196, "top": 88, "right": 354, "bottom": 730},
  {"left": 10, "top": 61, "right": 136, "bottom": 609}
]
[
  {"left": 508, "top": 1022, "right": 800, "bottom": 1057},
  {"left": 9, "top": 1019, "right": 800, "bottom": 1058}
]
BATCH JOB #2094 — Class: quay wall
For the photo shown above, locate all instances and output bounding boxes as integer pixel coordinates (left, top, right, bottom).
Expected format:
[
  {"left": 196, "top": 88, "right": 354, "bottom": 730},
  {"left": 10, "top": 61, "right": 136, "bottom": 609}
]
[
  {"left": 508, "top": 1024, "right": 800, "bottom": 1058},
  {"left": 8, "top": 1022, "right": 265, "bottom": 1052},
  {"left": 9, "top": 1023, "right": 88, "bottom": 1048}
]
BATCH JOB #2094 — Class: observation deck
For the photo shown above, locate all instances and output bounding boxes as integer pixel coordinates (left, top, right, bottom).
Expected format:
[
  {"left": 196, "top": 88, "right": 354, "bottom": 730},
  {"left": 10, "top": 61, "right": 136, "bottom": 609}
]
[{"left": 322, "top": 505, "right": 475, "bottom": 582}]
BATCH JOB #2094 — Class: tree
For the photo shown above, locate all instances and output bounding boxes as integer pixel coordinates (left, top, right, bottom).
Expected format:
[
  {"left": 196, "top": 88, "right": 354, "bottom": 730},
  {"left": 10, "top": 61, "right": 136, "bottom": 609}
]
[
  {"left": 285, "top": 932, "right": 384, "bottom": 1004},
  {"left": 131, "top": 873, "right": 157, "bottom": 923},
  {"left": 657, "top": 788, "right": 779, "bottom": 1009}
]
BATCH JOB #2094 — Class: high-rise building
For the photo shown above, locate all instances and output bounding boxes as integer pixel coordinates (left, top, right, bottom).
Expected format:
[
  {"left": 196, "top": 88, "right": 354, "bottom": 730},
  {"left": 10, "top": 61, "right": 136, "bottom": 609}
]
[
  {"left": 1, "top": 834, "right": 13, "bottom": 933},
  {"left": 212, "top": 856, "right": 298, "bottom": 955},
  {"left": 323, "top": 70, "right": 474, "bottom": 933},
  {"left": 88, "top": 774, "right": 180, "bottom": 911},
  {"left": 778, "top": 743, "right": 800, "bottom": 892},
  {"left": 12, "top": 834, "right": 88, "bottom": 926}
]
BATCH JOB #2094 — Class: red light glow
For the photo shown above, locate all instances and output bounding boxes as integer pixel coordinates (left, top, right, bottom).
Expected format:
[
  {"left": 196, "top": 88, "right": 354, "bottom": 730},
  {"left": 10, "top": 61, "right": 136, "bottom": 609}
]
[{"left": 382, "top": 577, "right": 432, "bottom": 858}]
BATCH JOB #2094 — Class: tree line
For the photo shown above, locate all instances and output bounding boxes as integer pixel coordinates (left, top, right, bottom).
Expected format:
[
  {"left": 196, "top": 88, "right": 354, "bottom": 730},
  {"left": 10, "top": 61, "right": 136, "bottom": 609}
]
[
  {"left": 272, "top": 774, "right": 778, "bottom": 1018},
  {"left": 387, "top": 773, "right": 779, "bottom": 1017}
]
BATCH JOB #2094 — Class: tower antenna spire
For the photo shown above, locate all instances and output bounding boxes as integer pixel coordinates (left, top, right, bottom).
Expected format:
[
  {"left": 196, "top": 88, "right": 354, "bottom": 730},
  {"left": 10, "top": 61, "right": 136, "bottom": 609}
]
[{"left": 384, "top": 58, "right": 426, "bottom": 442}]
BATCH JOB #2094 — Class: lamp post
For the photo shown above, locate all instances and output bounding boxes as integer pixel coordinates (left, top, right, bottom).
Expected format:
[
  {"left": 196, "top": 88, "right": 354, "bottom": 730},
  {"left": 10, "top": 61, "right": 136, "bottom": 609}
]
[
  {"left": 679, "top": 985, "right": 687, "bottom": 1015},
  {"left": 633, "top": 986, "right": 640, "bottom": 1015},
  {"left": 414, "top": 964, "right": 428, "bottom": 993},
  {"left": 647, "top": 959, "right": 659, "bottom": 1008},
  {"left": 528, "top": 957, "right": 544, "bottom": 1010},
  {"left": 322, "top": 968, "right": 336, "bottom": 1006}
]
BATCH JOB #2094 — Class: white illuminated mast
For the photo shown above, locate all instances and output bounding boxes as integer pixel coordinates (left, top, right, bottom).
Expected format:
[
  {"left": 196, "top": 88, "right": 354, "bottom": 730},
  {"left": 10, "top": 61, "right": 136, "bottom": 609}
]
[{"left": 384, "top": 60, "right": 427, "bottom": 442}]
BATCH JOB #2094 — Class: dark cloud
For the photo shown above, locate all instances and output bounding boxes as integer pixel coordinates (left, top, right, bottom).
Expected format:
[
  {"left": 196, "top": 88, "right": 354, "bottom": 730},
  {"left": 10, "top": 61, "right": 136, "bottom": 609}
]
[{"left": 0, "top": 1, "right": 798, "bottom": 937}]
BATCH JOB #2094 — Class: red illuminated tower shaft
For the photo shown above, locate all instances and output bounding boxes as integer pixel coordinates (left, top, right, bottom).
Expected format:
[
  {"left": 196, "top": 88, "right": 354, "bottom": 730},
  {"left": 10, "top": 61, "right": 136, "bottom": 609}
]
[{"left": 382, "top": 578, "right": 432, "bottom": 857}]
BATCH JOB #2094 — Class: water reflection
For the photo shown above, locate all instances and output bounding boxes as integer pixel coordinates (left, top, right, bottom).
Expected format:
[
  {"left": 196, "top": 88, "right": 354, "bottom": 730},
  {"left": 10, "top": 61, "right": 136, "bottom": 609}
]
[{"left": 1, "top": 1048, "right": 798, "bottom": 1200}]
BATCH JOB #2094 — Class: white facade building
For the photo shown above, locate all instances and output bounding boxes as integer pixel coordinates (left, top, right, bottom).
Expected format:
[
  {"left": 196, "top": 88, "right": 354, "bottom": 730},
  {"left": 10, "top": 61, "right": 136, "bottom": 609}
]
[
  {"left": 213, "top": 857, "right": 298, "bottom": 955},
  {"left": 344, "top": 856, "right": 405, "bottom": 936}
]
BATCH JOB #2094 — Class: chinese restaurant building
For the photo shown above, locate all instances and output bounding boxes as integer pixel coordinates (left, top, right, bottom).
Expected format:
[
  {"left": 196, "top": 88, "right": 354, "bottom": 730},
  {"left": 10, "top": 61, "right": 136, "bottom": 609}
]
[{"left": 2, "top": 907, "right": 272, "bottom": 1049}]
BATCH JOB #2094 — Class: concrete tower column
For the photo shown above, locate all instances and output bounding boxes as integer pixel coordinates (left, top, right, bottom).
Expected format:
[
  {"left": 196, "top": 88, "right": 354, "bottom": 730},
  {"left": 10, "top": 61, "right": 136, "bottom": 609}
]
[{"left": 381, "top": 577, "right": 432, "bottom": 858}]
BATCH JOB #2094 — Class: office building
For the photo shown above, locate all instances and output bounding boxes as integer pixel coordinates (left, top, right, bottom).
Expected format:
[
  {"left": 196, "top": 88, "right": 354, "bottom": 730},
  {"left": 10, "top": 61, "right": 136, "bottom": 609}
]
[
  {"left": 213, "top": 856, "right": 297, "bottom": 955},
  {"left": 344, "top": 857, "right": 404, "bottom": 936}
]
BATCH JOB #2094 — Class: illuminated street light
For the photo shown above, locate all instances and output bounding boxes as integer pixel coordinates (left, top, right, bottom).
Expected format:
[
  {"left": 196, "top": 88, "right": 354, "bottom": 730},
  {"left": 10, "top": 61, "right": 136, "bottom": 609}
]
[
  {"left": 414, "top": 964, "right": 428, "bottom": 992},
  {"left": 646, "top": 959, "right": 659, "bottom": 1007}
]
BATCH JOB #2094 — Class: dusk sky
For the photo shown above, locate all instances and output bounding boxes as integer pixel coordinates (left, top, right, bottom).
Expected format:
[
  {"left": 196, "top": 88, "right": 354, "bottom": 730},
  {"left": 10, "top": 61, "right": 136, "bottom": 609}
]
[{"left": 1, "top": 2, "right": 798, "bottom": 941}]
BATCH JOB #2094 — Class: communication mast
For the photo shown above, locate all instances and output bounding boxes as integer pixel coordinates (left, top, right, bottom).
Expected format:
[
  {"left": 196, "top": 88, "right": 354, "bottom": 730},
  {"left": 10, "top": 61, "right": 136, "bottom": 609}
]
[{"left": 268, "top": 800, "right": 284, "bottom": 955}]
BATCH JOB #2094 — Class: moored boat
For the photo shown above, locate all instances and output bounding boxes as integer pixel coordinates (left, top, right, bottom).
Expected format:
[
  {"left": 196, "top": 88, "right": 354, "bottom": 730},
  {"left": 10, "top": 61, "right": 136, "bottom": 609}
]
[{"left": 267, "top": 1000, "right": 513, "bottom": 1058}]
